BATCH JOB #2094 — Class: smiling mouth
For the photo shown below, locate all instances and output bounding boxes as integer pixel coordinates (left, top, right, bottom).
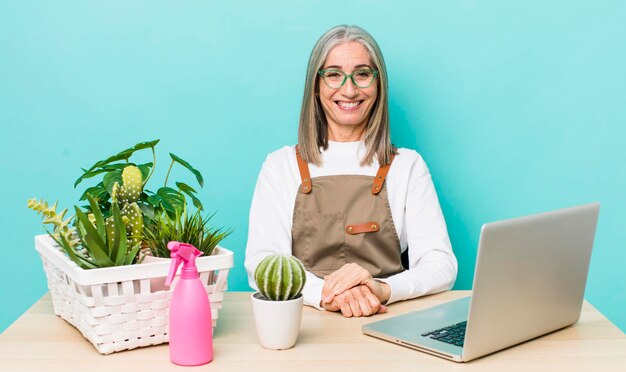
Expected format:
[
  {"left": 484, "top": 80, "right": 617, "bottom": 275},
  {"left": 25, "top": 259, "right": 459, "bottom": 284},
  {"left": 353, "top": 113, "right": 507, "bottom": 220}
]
[{"left": 335, "top": 100, "right": 363, "bottom": 111}]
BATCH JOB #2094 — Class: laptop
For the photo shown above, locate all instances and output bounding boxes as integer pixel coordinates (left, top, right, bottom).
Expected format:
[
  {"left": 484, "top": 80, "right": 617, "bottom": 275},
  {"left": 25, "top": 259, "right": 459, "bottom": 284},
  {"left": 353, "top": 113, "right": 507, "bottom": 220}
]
[{"left": 362, "top": 203, "right": 600, "bottom": 362}]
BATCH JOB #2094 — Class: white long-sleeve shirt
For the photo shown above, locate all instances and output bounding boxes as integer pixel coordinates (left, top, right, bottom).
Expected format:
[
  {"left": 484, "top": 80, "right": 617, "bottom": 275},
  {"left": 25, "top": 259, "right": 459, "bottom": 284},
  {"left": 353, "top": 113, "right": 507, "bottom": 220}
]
[{"left": 245, "top": 140, "right": 457, "bottom": 309}]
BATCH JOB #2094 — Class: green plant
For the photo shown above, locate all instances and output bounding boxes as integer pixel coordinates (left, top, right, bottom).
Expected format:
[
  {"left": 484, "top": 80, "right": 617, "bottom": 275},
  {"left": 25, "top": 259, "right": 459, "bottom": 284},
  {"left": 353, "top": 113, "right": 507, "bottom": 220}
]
[
  {"left": 27, "top": 198, "right": 81, "bottom": 256},
  {"left": 73, "top": 195, "right": 142, "bottom": 268},
  {"left": 28, "top": 195, "right": 141, "bottom": 269},
  {"left": 110, "top": 165, "right": 144, "bottom": 249},
  {"left": 143, "top": 208, "right": 233, "bottom": 258},
  {"left": 254, "top": 255, "right": 306, "bottom": 301},
  {"left": 28, "top": 139, "right": 231, "bottom": 269},
  {"left": 74, "top": 139, "right": 204, "bottom": 225}
]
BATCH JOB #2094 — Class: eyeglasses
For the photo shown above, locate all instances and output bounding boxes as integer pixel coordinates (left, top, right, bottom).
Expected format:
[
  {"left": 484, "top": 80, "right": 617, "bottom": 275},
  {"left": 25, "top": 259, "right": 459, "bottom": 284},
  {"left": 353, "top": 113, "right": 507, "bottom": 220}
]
[{"left": 318, "top": 68, "right": 379, "bottom": 89}]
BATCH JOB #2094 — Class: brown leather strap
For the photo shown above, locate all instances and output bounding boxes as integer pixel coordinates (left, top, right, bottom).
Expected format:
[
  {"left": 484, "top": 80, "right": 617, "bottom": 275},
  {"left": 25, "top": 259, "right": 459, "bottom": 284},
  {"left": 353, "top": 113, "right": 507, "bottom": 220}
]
[
  {"left": 295, "top": 145, "right": 312, "bottom": 194},
  {"left": 372, "top": 153, "right": 395, "bottom": 195},
  {"left": 346, "top": 222, "right": 380, "bottom": 235}
]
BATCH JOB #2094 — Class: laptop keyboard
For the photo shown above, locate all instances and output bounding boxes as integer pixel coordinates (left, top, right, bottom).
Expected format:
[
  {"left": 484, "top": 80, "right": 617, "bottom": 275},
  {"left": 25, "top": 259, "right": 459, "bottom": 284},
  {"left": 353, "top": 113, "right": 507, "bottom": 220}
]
[{"left": 421, "top": 321, "right": 466, "bottom": 347}]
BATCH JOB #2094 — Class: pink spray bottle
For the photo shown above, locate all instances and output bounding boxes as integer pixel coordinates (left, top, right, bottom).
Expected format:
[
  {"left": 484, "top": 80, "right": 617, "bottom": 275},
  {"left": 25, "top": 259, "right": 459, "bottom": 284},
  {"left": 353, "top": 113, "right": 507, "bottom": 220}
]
[{"left": 165, "top": 241, "right": 213, "bottom": 366}]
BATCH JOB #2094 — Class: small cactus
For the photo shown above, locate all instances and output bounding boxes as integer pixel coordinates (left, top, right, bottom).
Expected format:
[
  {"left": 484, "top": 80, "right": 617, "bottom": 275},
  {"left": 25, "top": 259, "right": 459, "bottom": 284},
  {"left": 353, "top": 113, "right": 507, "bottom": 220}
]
[
  {"left": 254, "top": 255, "right": 306, "bottom": 301},
  {"left": 104, "top": 202, "right": 143, "bottom": 250},
  {"left": 105, "top": 215, "right": 116, "bottom": 247},
  {"left": 106, "top": 165, "right": 144, "bottom": 249},
  {"left": 119, "top": 165, "right": 143, "bottom": 204},
  {"left": 111, "top": 182, "right": 121, "bottom": 203},
  {"left": 122, "top": 202, "right": 143, "bottom": 248}
]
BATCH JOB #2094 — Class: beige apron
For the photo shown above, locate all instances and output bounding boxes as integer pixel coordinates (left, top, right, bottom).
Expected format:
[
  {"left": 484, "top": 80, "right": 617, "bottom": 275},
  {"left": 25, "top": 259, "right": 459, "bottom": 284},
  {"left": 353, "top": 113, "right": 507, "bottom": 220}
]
[{"left": 291, "top": 146, "right": 405, "bottom": 278}]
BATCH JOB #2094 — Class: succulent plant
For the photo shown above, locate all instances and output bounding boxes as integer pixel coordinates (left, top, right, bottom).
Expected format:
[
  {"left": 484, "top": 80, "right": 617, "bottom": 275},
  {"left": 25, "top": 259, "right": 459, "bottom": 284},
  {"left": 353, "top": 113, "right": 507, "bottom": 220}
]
[
  {"left": 74, "top": 194, "right": 142, "bottom": 268},
  {"left": 254, "top": 255, "right": 306, "bottom": 301},
  {"left": 27, "top": 198, "right": 81, "bottom": 253},
  {"left": 27, "top": 195, "right": 138, "bottom": 269}
]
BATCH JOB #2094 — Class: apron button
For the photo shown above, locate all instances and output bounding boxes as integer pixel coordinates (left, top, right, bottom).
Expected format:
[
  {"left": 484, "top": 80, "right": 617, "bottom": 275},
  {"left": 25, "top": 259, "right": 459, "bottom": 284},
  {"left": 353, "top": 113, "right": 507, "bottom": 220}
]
[
  {"left": 371, "top": 224, "right": 377, "bottom": 230},
  {"left": 348, "top": 227, "right": 353, "bottom": 233}
]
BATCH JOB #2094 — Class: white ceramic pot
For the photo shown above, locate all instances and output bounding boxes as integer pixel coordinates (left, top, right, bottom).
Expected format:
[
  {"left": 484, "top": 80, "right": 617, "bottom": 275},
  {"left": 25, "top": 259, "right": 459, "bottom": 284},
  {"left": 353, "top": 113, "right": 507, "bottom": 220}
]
[{"left": 251, "top": 292, "right": 303, "bottom": 350}]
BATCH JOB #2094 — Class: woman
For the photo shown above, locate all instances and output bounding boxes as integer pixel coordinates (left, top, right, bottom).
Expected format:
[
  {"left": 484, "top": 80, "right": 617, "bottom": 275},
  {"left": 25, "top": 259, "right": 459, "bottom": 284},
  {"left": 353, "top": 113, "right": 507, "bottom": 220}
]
[{"left": 245, "top": 25, "right": 457, "bottom": 317}]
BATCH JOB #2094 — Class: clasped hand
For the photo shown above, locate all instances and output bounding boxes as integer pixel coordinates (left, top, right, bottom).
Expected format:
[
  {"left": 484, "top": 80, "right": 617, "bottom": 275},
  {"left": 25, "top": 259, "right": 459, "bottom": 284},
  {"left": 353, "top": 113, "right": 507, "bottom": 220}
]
[{"left": 320, "top": 263, "right": 391, "bottom": 317}]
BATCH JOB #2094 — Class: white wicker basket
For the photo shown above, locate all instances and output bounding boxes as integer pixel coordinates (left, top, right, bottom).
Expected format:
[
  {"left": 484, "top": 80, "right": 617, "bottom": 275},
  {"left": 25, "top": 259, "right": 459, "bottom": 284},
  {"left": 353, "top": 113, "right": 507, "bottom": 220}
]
[{"left": 34, "top": 234, "right": 233, "bottom": 355}]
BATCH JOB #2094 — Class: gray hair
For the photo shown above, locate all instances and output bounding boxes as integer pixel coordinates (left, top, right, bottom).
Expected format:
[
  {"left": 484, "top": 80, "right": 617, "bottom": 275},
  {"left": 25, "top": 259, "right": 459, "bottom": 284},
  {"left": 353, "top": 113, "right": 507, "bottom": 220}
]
[{"left": 297, "top": 25, "right": 395, "bottom": 166}]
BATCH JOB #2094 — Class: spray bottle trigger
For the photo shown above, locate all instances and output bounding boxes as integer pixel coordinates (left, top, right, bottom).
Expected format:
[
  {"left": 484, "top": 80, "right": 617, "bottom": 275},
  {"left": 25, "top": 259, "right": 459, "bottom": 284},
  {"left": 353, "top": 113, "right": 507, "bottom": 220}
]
[{"left": 165, "top": 241, "right": 182, "bottom": 287}]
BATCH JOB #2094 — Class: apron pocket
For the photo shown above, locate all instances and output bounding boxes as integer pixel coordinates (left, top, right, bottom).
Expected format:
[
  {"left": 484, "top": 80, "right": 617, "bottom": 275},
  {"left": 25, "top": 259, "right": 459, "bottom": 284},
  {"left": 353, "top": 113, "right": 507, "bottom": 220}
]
[{"left": 292, "top": 211, "right": 345, "bottom": 274}]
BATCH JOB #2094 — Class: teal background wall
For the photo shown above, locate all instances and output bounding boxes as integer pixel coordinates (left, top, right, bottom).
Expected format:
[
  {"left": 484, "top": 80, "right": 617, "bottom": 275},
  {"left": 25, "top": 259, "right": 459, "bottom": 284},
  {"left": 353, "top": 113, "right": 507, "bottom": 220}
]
[{"left": 1, "top": 1, "right": 625, "bottom": 334}]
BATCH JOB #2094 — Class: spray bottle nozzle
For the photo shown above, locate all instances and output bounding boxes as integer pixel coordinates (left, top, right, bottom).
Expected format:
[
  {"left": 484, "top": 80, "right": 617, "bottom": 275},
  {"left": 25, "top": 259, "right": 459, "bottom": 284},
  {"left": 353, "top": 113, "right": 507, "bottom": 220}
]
[{"left": 165, "top": 241, "right": 203, "bottom": 287}]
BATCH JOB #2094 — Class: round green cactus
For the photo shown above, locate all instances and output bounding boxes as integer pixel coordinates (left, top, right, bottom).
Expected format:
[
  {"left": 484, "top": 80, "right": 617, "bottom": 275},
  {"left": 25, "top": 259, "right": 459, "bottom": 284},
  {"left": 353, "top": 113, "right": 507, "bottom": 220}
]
[{"left": 254, "top": 254, "right": 306, "bottom": 301}]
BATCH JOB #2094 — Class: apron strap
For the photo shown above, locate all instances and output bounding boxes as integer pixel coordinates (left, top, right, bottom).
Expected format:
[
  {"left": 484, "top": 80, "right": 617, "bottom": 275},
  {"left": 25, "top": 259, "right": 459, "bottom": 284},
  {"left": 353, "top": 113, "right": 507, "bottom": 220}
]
[
  {"left": 372, "top": 153, "right": 395, "bottom": 195},
  {"left": 295, "top": 145, "right": 312, "bottom": 194}
]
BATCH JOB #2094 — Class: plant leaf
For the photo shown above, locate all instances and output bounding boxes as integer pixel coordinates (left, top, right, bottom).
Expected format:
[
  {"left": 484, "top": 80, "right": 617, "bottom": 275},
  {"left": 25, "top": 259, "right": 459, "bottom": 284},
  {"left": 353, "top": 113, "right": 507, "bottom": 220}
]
[
  {"left": 95, "top": 140, "right": 160, "bottom": 170},
  {"left": 86, "top": 194, "right": 107, "bottom": 246},
  {"left": 102, "top": 163, "right": 132, "bottom": 170},
  {"left": 74, "top": 163, "right": 136, "bottom": 189},
  {"left": 103, "top": 170, "right": 123, "bottom": 195},
  {"left": 176, "top": 182, "right": 203, "bottom": 210},
  {"left": 147, "top": 194, "right": 163, "bottom": 207},
  {"left": 160, "top": 198, "right": 176, "bottom": 214},
  {"left": 157, "top": 187, "right": 186, "bottom": 213},
  {"left": 170, "top": 153, "right": 204, "bottom": 187},
  {"left": 137, "top": 202, "right": 155, "bottom": 220},
  {"left": 175, "top": 181, "right": 197, "bottom": 194},
  {"left": 75, "top": 140, "right": 160, "bottom": 187},
  {"left": 109, "top": 201, "right": 124, "bottom": 265},
  {"left": 137, "top": 162, "right": 153, "bottom": 180},
  {"left": 79, "top": 182, "right": 108, "bottom": 202},
  {"left": 123, "top": 243, "right": 142, "bottom": 265},
  {"left": 59, "top": 232, "right": 98, "bottom": 269},
  {"left": 74, "top": 168, "right": 110, "bottom": 188},
  {"left": 74, "top": 207, "right": 114, "bottom": 267},
  {"left": 45, "top": 228, "right": 92, "bottom": 269}
]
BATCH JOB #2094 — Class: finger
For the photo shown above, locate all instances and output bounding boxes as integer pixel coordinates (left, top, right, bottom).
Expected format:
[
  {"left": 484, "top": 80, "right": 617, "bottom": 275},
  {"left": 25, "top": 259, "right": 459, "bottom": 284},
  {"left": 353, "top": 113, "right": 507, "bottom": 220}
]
[
  {"left": 340, "top": 302, "right": 353, "bottom": 317},
  {"left": 321, "top": 299, "right": 338, "bottom": 312},
  {"left": 377, "top": 305, "right": 388, "bottom": 314},
  {"left": 328, "top": 266, "right": 371, "bottom": 298},
  {"left": 348, "top": 295, "right": 363, "bottom": 317},
  {"left": 354, "top": 289, "right": 374, "bottom": 316},
  {"left": 323, "top": 264, "right": 372, "bottom": 302},
  {"left": 342, "top": 291, "right": 362, "bottom": 317},
  {"left": 322, "top": 273, "right": 337, "bottom": 300},
  {"left": 322, "top": 268, "right": 346, "bottom": 302},
  {"left": 361, "top": 286, "right": 382, "bottom": 314}
]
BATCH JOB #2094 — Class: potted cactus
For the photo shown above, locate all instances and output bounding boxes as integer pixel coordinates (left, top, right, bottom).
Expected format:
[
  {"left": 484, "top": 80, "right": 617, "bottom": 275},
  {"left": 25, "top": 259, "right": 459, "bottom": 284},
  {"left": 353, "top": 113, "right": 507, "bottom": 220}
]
[{"left": 251, "top": 254, "right": 306, "bottom": 350}]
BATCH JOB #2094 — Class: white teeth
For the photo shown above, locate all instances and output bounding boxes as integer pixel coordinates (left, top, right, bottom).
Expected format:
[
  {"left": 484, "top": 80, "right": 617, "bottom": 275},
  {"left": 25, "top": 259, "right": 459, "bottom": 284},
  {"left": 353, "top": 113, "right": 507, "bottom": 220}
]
[{"left": 337, "top": 101, "right": 360, "bottom": 109}]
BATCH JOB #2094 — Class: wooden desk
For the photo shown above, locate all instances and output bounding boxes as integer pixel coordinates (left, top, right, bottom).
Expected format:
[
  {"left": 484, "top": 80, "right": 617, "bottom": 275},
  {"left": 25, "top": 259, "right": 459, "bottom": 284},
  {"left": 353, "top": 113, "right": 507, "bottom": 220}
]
[{"left": 1, "top": 291, "right": 625, "bottom": 371}]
